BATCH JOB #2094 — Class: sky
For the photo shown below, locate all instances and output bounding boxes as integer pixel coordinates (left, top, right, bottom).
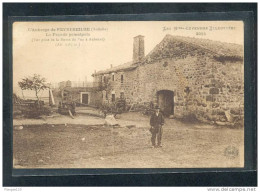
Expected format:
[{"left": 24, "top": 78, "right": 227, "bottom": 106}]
[{"left": 13, "top": 21, "right": 243, "bottom": 96}]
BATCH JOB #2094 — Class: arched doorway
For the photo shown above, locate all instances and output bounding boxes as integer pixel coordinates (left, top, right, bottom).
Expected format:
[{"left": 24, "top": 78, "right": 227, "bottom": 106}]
[{"left": 157, "top": 90, "right": 174, "bottom": 116}]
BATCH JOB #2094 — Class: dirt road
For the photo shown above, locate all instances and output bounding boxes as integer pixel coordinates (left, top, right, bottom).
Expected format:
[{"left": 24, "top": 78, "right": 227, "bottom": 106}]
[{"left": 13, "top": 113, "right": 244, "bottom": 168}]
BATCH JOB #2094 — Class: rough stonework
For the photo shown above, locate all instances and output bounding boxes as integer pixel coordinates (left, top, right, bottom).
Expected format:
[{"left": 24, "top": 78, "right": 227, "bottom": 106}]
[
  {"left": 52, "top": 81, "right": 100, "bottom": 107},
  {"left": 133, "top": 35, "right": 145, "bottom": 64},
  {"left": 93, "top": 34, "right": 244, "bottom": 125}
]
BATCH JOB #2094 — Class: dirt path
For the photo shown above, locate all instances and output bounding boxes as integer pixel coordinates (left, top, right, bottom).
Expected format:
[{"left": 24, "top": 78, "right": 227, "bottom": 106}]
[{"left": 13, "top": 114, "right": 244, "bottom": 168}]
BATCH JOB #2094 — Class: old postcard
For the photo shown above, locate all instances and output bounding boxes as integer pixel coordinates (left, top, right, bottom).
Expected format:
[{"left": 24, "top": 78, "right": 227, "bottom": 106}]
[{"left": 12, "top": 21, "right": 244, "bottom": 169}]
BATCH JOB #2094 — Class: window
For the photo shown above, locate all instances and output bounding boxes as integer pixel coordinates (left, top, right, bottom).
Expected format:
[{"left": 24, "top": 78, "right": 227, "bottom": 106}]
[
  {"left": 120, "top": 92, "right": 124, "bottom": 99},
  {"left": 121, "top": 75, "right": 124, "bottom": 83},
  {"left": 112, "top": 94, "right": 115, "bottom": 102},
  {"left": 112, "top": 74, "right": 115, "bottom": 81}
]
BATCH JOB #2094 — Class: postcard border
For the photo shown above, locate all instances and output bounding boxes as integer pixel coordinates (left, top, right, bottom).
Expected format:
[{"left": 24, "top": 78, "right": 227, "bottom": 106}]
[{"left": 3, "top": 3, "right": 257, "bottom": 186}]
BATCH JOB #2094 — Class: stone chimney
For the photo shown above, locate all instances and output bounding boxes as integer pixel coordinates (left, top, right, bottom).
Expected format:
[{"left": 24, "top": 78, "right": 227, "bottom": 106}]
[{"left": 133, "top": 35, "right": 145, "bottom": 64}]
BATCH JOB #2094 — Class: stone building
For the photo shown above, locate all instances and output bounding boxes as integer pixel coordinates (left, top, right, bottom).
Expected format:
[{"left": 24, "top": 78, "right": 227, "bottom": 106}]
[
  {"left": 52, "top": 80, "right": 100, "bottom": 107},
  {"left": 93, "top": 34, "right": 244, "bottom": 124}
]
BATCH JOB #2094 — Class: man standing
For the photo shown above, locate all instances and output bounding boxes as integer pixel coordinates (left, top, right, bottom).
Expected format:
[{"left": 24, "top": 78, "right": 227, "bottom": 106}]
[{"left": 150, "top": 106, "right": 164, "bottom": 148}]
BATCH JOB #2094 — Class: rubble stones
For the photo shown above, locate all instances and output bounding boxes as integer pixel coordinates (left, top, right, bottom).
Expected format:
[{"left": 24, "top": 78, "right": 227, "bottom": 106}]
[
  {"left": 209, "top": 88, "right": 219, "bottom": 94},
  {"left": 14, "top": 126, "right": 23, "bottom": 130}
]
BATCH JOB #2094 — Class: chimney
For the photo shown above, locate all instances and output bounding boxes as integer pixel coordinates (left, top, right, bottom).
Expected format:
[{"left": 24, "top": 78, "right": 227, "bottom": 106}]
[
  {"left": 110, "top": 64, "right": 113, "bottom": 68},
  {"left": 133, "top": 35, "right": 145, "bottom": 64}
]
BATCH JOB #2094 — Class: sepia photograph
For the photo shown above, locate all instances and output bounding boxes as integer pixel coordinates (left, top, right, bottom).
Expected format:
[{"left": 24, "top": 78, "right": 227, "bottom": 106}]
[{"left": 12, "top": 21, "right": 244, "bottom": 169}]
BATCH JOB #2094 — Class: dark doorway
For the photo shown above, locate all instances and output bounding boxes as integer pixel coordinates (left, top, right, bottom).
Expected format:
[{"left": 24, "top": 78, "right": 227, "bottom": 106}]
[
  {"left": 157, "top": 90, "right": 174, "bottom": 116},
  {"left": 121, "top": 75, "right": 124, "bottom": 83},
  {"left": 112, "top": 94, "right": 115, "bottom": 102},
  {"left": 82, "top": 93, "right": 89, "bottom": 104}
]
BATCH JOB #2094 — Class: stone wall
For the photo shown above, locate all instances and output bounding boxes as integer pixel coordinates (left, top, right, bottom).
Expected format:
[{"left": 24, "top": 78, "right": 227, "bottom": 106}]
[
  {"left": 136, "top": 55, "right": 201, "bottom": 116},
  {"left": 135, "top": 51, "right": 244, "bottom": 124},
  {"left": 52, "top": 87, "right": 101, "bottom": 107},
  {"left": 93, "top": 37, "right": 244, "bottom": 125},
  {"left": 195, "top": 58, "right": 244, "bottom": 125},
  {"left": 93, "top": 69, "right": 138, "bottom": 105}
]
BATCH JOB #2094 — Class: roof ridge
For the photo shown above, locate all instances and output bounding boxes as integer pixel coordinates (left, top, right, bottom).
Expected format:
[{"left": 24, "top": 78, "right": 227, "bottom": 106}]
[
  {"left": 143, "top": 34, "right": 242, "bottom": 64},
  {"left": 170, "top": 35, "right": 223, "bottom": 56},
  {"left": 166, "top": 34, "right": 242, "bottom": 47},
  {"left": 94, "top": 61, "right": 137, "bottom": 75}
]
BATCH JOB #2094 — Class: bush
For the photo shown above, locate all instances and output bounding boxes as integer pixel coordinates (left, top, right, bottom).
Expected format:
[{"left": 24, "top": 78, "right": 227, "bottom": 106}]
[
  {"left": 230, "top": 108, "right": 243, "bottom": 115},
  {"left": 21, "top": 104, "right": 52, "bottom": 118},
  {"left": 181, "top": 113, "right": 198, "bottom": 123}
]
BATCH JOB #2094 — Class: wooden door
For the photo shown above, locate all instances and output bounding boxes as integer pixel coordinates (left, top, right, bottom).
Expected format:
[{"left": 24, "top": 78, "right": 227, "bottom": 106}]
[{"left": 82, "top": 94, "right": 88, "bottom": 104}]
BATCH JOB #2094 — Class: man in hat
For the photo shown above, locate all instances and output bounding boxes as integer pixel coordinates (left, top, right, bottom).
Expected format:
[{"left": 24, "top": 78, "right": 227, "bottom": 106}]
[{"left": 150, "top": 106, "right": 165, "bottom": 148}]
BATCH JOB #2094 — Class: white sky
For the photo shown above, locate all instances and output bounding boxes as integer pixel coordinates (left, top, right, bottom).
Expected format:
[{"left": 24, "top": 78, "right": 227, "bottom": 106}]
[{"left": 13, "top": 21, "right": 243, "bottom": 92}]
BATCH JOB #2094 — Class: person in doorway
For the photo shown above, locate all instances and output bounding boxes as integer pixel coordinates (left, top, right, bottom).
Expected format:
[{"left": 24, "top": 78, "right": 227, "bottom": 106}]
[{"left": 150, "top": 106, "right": 165, "bottom": 148}]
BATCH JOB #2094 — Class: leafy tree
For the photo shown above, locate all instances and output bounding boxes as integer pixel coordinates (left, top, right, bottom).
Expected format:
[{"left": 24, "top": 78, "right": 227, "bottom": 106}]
[
  {"left": 18, "top": 74, "right": 49, "bottom": 102},
  {"left": 99, "top": 76, "right": 111, "bottom": 91}
]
